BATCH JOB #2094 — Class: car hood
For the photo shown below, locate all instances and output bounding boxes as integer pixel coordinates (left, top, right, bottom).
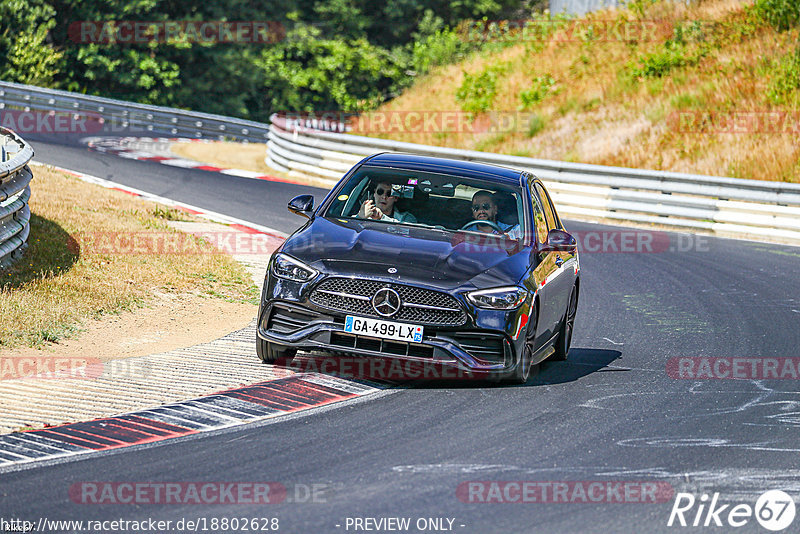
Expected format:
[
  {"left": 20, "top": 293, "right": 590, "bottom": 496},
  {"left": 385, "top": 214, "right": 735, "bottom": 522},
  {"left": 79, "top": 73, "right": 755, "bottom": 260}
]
[{"left": 282, "top": 217, "right": 531, "bottom": 289}]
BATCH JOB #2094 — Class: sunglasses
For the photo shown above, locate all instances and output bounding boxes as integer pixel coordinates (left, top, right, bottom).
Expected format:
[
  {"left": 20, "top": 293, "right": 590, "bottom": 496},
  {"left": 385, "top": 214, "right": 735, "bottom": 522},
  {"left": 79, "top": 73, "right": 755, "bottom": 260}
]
[
  {"left": 375, "top": 188, "right": 393, "bottom": 197},
  {"left": 472, "top": 202, "right": 493, "bottom": 212}
]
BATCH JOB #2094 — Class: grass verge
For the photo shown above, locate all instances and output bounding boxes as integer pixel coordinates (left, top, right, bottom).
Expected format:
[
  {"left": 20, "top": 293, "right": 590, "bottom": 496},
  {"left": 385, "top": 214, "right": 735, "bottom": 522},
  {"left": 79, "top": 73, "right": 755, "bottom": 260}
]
[{"left": 0, "top": 166, "right": 259, "bottom": 348}]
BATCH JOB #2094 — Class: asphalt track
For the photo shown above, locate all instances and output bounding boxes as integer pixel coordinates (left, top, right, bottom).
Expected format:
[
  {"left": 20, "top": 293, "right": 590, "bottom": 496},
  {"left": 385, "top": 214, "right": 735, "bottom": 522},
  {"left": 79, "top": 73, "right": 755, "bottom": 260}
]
[{"left": 2, "top": 135, "right": 800, "bottom": 533}]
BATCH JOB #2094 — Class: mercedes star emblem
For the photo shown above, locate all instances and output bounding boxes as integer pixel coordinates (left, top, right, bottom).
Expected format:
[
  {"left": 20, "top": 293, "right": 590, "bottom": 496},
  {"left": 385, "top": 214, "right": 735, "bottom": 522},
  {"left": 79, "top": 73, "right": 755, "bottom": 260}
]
[
  {"left": 372, "top": 287, "right": 402, "bottom": 317},
  {"left": 388, "top": 267, "right": 397, "bottom": 274}
]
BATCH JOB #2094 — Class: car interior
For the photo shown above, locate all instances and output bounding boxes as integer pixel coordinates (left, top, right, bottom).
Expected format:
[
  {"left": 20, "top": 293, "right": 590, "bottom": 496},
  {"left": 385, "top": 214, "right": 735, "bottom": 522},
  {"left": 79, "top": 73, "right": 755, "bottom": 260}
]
[{"left": 328, "top": 170, "right": 524, "bottom": 237}]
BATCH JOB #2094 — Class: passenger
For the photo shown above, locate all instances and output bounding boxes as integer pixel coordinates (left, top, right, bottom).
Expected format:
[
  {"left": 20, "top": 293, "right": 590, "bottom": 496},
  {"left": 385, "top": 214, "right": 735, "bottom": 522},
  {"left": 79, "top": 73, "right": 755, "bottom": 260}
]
[
  {"left": 358, "top": 181, "right": 417, "bottom": 223},
  {"left": 470, "top": 190, "right": 521, "bottom": 239}
]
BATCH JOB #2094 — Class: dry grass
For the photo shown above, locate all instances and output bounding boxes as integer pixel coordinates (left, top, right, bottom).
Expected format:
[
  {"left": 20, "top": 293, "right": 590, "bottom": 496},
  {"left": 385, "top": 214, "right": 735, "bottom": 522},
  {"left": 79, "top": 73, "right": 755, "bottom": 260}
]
[
  {"left": 365, "top": 0, "right": 800, "bottom": 182},
  {"left": 170, "top": 141, "right": 275, "bottom": 174},
  {"left": 0, "top": 166, "right": 259, "bottom": 348}
]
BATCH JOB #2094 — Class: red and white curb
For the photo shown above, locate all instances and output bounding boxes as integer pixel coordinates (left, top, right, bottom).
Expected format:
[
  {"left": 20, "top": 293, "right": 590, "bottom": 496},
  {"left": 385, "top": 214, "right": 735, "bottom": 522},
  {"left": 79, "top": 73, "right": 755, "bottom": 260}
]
[
  {"left": 83, "top": 136, "right": 300, "bottom": 184},
  {"left": 0, "top": 373, "right": 382, "bottom": 469}
]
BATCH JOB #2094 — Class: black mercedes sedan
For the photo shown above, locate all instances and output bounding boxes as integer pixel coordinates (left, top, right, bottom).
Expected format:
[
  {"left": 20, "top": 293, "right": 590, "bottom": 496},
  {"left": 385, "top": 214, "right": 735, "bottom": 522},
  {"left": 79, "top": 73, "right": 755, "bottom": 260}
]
[{"left": 256, "top": 153, "right": 579, "bottom": 383}]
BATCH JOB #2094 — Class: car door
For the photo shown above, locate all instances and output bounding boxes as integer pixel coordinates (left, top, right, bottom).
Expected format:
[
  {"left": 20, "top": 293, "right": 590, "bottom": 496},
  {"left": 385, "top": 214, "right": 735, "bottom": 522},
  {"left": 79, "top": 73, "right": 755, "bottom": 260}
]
[
  {"left": 535, "top": 182, "right": 575, "bottom": 331},
  {"left": 528, "top": 179, "right": 560, "bottom": 345}
]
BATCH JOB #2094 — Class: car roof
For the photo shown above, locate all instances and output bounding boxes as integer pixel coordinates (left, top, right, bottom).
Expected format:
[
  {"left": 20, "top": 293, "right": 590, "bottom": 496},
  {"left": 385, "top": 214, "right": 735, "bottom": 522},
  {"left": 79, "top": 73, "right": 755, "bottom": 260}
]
[{"left": 363, "top": 153, "right": 524, "bottom": 186}]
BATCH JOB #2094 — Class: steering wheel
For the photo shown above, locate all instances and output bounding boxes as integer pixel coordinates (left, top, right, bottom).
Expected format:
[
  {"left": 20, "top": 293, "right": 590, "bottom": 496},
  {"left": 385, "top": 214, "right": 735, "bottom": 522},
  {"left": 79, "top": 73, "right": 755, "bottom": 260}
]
[{"left": 460, "top": 220, "right": 505, "bottom": 233}]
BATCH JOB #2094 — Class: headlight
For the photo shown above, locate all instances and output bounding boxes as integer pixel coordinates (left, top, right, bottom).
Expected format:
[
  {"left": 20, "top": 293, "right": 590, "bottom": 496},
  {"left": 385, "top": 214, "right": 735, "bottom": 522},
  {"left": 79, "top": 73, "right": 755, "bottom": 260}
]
[
  {"left": 467, "top": 286, "right": 528, "bottom": 310},
  {"left": 271, "top": 253, "right": 318, "bottom": 282}
]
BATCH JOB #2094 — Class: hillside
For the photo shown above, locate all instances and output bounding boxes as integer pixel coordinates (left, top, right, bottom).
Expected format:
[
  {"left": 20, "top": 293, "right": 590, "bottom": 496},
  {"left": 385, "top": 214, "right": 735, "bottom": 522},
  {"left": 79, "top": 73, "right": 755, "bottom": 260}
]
[{"left": 358, "top": 0, "right": 800, "bottom": 182}]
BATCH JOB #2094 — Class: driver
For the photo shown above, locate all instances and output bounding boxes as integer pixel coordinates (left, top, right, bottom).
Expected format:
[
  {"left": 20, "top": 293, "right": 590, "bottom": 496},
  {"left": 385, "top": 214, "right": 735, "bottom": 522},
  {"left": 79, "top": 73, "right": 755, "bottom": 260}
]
[
  {"left": 470, "top": 190, "right": 521, "bottom": 239},
  {"left": 358, "top": 181, "right": 417, "bottom": 223}
]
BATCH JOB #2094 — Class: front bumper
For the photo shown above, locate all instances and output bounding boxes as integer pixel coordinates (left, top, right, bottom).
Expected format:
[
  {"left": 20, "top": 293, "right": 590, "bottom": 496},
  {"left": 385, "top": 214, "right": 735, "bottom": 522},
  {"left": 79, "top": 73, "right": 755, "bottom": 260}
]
[
  {"left": 257, "top": 253, "right": 533, "bottom": 379},
  {"left": 257, "top": 299, "right": 525, "bottom": 380}
]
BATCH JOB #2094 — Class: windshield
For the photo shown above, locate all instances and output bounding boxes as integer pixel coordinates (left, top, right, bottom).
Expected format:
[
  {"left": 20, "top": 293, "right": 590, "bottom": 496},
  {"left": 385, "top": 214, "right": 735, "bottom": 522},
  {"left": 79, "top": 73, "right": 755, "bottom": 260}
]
[{"left": 325, "top": 166, "right": 528, "bottom": 240}]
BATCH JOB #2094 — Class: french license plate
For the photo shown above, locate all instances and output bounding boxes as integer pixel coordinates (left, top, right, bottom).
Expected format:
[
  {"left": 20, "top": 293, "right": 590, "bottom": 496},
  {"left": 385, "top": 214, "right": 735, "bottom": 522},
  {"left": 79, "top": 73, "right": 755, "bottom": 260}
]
[{"left": 344, "top": 316, "right": 424, "bottom": 343}]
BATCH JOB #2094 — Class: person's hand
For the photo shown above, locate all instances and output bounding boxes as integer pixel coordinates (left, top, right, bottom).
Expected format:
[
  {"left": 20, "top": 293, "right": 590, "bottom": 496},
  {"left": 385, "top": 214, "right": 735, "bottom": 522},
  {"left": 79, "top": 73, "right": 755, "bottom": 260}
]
[
  {"left": 359, "top": 200, "right": 383, "bottom": 220},
  {"left": 358, "top": 199, "right": 374, "bottom": 219}
]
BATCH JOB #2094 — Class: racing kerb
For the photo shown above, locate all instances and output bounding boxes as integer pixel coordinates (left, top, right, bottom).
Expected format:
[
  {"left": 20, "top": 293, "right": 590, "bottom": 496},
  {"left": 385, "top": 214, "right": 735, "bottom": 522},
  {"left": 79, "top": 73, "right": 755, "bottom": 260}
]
[
  {"left": 265, "top": 114, "right": 800, "bottom": 245},
  {"left": 0, "top": 127, "right": 33, "bottom": 269}
]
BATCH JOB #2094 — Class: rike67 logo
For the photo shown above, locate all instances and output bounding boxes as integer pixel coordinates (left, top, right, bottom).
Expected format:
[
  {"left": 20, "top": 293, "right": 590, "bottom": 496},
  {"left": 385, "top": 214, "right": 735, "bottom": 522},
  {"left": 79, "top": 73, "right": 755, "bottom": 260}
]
[{"left": 668, "top": 490, "right": 796, "bottom": 531}]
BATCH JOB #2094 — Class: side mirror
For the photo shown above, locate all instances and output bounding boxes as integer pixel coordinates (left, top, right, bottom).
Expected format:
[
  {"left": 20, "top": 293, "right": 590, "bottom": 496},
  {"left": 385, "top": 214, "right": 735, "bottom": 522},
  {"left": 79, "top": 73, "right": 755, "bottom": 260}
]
[
  {"left": 542, "top": 229, "right": 577, "bottom": 252},
  {"left": 288, "top": 194, "right": 314, "bottom": 218}
]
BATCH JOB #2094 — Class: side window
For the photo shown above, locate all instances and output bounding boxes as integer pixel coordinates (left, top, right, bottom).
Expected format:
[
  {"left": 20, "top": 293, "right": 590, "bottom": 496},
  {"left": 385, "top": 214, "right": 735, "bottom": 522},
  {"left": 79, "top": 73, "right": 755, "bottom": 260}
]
[
  {"left": 528, "top": 182, "right": 549, "bottom": 245},
  {"left": 538, "top": 183, "right": 561, "bottom": 229},
  {"left": 535, "top": 183, "right": 556, "bottom": 231}
]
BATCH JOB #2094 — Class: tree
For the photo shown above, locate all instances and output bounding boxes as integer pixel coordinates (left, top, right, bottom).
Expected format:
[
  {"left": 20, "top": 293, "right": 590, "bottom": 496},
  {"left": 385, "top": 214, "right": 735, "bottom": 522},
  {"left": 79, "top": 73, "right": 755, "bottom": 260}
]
[{"left": 0, "top": 0, "right": 63, "bottom": 86}]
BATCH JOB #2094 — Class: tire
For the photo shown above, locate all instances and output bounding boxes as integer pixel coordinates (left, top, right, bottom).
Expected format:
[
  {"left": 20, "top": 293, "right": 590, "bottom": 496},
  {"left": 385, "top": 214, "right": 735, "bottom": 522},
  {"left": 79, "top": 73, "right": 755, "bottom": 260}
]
[
  {"left": 507, "top": 306, "right": 537, "bottom": 384},
  {"left": 256, "top": 336, "right": 297, "bottom": 364},
  {"left": 551, "top": 285, "right": 577, "bottom": 361}
]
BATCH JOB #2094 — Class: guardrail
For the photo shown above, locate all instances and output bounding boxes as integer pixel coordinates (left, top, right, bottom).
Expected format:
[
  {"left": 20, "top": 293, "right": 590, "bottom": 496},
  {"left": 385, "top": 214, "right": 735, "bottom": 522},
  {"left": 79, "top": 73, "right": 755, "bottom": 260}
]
[
  {"left": 0, "top": 81, "right": 271, "bottom": 142},
  {"left": 266, "top": 114, "right": 800, "bottom": 244},
  {"left": 0, "top": 127, "right": 34, "bottom": 269}
]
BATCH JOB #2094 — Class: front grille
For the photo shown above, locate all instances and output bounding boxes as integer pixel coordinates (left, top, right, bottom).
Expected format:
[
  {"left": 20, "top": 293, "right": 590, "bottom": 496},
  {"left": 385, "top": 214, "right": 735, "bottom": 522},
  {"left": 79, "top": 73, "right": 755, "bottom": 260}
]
[
  {"left": 450, "top": 332, "right": 507, "bottom": 364},
  {"left": 310, "top": 278, "right": 466, "bottom": 327},
  {"left": 266, "top": 305, "right": 320, "bottom": 334},
  {"left": 330, "top": 332, "right": 434, "bottom": 358}
]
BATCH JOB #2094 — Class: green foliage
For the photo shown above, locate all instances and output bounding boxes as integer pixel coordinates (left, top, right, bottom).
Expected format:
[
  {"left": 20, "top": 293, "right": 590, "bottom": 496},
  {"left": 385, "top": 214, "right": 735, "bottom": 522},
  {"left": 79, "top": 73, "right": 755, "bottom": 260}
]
[
  {"left": 629, "top": 22, "right": 710, "bottom": 78},
  {"left": 373, "top": 0, "right": 521, "bottom": 47},
  {"left": 258, "top": 24, "right": 405, "bottom": 114},
  {"left": 753, "top": 0, "right": 800, "bottom": 31},
  {"left": 0, "top": 0, "right": 526, "bottom": 120},
  {"left": 519, "top": 74, "right": 557, "bottom": 109},
  {"left": 456, "top": 64, "right": 507, "bottom": 113},
  {"left": 314, "top": 0, "right": 368, "bottom": 39},
  {"left": 0, "top": 0, "right": 63, "bottom": 86},
  {"left": 624, "top": 0, "right": 658, "bottom": 19},
  {"left": 151, "top": 206, "right": 191, "bottom": 221},
  {"left": 768, "top": 44, "right": 800, "bottom": 104},
  {"left": 410, "top": 11, "right": 479, "bottom": 74},
  {"left": 69, "top": 45, "right": 181, "bottom": 105}
]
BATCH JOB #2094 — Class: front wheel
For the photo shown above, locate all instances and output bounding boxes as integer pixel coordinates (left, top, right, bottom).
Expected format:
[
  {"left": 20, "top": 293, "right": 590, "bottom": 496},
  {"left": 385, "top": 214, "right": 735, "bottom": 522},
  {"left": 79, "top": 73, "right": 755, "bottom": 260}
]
[
  {"left": 507, "top": 307, "right": 537, "bottom": 384},
  {"left": 551, "top": 286, "right": 577, "bottom": 361},
  {"left": 256, "top": 336, "right": 297, "bottom": 364}
]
